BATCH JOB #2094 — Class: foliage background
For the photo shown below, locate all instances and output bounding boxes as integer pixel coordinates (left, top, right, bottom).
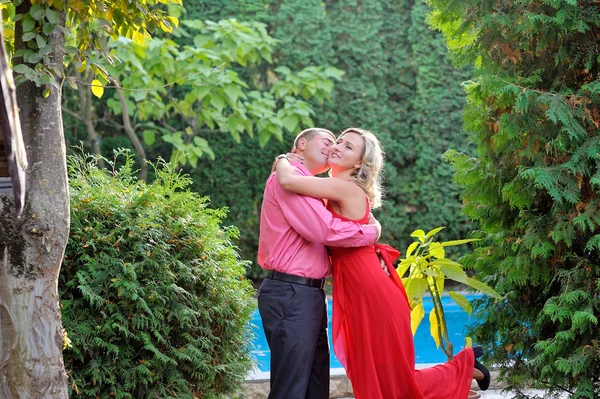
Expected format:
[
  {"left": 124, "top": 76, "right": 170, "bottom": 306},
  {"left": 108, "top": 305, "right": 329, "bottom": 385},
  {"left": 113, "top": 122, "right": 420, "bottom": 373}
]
[{"left": 62, "top": 0, "right": 473, "bottom": 279}]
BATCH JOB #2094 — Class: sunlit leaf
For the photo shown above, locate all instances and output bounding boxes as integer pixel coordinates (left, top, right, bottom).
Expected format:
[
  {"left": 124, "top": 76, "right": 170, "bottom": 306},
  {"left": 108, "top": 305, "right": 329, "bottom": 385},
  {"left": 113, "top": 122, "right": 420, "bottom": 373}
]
[
  {"left": 90, "top": 79, "right": 104, "bottom": 98},
  {"left": 410, "top": 301, "right": 425, "bottom": 335},
  {"left": 440, "top": 239, "right": 481, "bottom": 247},
  {"left": 429, "top": 309, "right": 444, "bottom": 348},
  {"left": 425, "top": 226, "right": 445, "bottom": 238},
  {"left": 405, "top": 277, "right": 428, "bottom": 302},
  {"left": 410, "top": 229, "right": 426, "bottom": 243},
  {"left": 405, "top": 241, "right": 420, "bottom": 257},
  {"left": 429, "top": 242, "right": 445, "bottom": 258},
  {"left": 464, "top": 336, "right": 472, "bottom": 348}
]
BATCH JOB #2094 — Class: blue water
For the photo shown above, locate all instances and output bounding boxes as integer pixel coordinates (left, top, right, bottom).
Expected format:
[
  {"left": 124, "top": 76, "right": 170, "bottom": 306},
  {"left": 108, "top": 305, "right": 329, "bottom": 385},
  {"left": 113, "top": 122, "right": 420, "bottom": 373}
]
[{"left": 250, "top": 294, "right": 481, "bottom": 372}]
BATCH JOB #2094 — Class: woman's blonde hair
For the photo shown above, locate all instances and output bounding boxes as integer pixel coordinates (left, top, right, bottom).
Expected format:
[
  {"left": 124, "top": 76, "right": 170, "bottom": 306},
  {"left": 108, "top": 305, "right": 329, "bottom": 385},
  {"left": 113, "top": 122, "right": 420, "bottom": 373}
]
[{"left": 338, "top": 127, "right": 385, "bottom": 209}]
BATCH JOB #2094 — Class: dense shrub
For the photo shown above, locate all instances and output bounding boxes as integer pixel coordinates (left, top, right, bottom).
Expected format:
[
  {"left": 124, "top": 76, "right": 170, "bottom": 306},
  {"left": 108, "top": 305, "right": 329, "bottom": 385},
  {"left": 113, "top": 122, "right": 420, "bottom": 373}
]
[{"left": 61, "top": 152, "right": 255, "bottom": 398}]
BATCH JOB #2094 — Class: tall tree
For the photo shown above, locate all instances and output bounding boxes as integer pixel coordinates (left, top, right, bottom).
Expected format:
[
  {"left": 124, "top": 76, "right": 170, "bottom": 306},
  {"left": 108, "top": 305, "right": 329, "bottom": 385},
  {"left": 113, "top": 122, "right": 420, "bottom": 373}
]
[
  {"left": 0, "top": 0, "right": 179, "bottom": 395},
  {"left": 429, "top": 1, "right": 600, "bottom": 397}
]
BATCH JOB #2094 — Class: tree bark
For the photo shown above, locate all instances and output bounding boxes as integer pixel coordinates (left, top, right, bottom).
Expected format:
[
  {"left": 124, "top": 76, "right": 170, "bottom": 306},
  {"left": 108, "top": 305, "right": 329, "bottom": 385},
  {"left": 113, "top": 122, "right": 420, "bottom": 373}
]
[{"left": 0, "top": 3, "right": 69, "bottom": 397}]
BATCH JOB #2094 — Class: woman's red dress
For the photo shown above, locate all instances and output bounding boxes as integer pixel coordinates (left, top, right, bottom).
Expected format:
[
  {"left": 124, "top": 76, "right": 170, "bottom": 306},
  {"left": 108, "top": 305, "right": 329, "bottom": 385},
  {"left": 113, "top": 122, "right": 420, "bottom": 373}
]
[{"left": 328, "top": 203, "right": 474, "bottom": 399}]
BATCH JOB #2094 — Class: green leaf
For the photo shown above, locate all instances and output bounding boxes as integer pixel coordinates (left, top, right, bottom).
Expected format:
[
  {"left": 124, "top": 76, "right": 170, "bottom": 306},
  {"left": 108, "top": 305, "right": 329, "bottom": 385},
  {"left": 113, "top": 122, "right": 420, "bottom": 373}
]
[
  {"left": 143, "top": 130, "right": 156, "bottom": 146},
  {"left": 22, "top": 32, "right": 36, "bottom": 42},
  {"left": 35, "top": 34, "right": 47, "bottom": 49},
  {"left": 462, "top": 277, "right": 502, "bottom": 299},
  {"left": 28, "top": 53, "right": 42, "bottom": 64},
  {"left": 282, "top": 115, "right": 299, "bottom": 133},
  {"left": 29, "top": 4, "right": 46, "bottom": 20},
  {"left": 45, "top": 8, "right": 60, "bottom": 24},
  {"left": 449, "top": 291, "right": 472, "bottom": 315},
  {"left": 210, "top": 94, "right": 225, "bottom": 113},
  {"left": 434, "top": 260, "right": 472, "bottom": 284},
  {"left": 12, "top": 64, "right": 31, "bottom": 74},
  {"left": 258, "top": 128, "right": 270, "bottom": 147},
  {"left": 42, "top": 21, "right": 54, "bottom": 35},
  {"left": 22, "top": 14, "right": 35, "bottom": 32}
]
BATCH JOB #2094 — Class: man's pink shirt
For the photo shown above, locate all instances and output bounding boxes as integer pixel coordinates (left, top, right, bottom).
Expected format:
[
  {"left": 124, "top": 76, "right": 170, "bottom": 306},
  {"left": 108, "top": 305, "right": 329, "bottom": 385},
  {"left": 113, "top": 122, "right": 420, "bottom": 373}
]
[{"left": 258, "top": 163, "right": 377, "bottom": 279}]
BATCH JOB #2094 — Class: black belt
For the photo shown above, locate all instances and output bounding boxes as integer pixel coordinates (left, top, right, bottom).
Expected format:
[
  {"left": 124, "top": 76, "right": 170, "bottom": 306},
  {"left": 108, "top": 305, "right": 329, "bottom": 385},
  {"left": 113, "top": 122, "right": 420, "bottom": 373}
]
[{"left": 266, "top": 270, "right": 326, "bottom": 290}]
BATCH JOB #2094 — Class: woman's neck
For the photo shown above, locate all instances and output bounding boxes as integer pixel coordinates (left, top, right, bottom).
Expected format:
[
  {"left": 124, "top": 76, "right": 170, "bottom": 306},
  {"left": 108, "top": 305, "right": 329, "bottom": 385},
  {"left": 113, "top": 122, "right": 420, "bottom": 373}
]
[{"left": 330, "top": 168, "right": 354, "bottom": 180}]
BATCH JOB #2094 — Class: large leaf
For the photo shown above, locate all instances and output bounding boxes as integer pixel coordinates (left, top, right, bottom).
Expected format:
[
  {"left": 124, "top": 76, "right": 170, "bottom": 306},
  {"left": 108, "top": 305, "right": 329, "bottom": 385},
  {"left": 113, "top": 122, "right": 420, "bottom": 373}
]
[
  {"left": 404, "top": 277, "right": 429, "bottom": 302},
  {"left": 461, "top": 277, "right": 502, "bottom": 299},
  {"left": 429, "top": 309, "right": 444, "bottom": 348},
  {"left": 449, "top": 291, "right": 472, "bottom": 315},
  {"left": 405, "top": 241, "right": 420, "bottom": 257},
  {"left": 434, "top": 259, "right": 468, "bottom": 282},
  {"left": 410, "top": 301, "right": 425, "bottom": 335},
  {"left": 429, "top": 242, "right": 445, "bottom": 259},
  {"left": 396, "top": 258, "right": 413, "bottom": 279},
  {"left": 440, "top": 239, "right": 481, "bottom": 247}
]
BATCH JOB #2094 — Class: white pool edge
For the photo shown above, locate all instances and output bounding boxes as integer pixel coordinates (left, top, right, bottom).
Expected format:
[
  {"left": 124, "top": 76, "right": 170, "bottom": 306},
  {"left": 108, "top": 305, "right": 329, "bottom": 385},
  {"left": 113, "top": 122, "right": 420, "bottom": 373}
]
[{"left": 247, "top": 363, "right": 442, "bottom": 381}]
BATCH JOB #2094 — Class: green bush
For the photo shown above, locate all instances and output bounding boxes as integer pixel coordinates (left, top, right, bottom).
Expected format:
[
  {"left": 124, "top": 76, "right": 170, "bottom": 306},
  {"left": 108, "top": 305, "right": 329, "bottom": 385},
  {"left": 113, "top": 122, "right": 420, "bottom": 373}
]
[{"left": 61, "top": 151, "right": 255, "bottom": 398}]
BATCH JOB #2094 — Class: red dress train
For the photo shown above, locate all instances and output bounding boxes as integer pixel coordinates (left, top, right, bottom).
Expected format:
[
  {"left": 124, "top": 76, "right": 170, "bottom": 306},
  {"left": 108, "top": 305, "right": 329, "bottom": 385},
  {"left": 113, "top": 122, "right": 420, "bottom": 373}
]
[{"left": 328, "top": 204, "right": 474, "bottom": 399}]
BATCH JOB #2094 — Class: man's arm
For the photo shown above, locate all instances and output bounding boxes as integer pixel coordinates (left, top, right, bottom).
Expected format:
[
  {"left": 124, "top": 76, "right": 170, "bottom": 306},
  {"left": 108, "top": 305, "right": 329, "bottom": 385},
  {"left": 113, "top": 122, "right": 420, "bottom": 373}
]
[{"left": 276, "top": 182, "right": 379, "bottom": 247}]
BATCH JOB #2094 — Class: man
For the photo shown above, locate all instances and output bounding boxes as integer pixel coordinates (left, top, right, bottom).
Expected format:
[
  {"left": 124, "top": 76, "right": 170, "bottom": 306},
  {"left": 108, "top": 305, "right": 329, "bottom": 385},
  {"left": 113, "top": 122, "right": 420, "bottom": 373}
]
[{"left": 257, "top": 128, "right": 380, "bottom": 399}]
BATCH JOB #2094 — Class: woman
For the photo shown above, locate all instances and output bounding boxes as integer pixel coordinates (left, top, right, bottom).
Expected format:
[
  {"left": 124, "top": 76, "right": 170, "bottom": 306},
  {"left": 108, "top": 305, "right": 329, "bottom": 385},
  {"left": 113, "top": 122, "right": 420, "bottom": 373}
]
[{"left": 274, "top": 127, "right": 490, "bottom": 399}]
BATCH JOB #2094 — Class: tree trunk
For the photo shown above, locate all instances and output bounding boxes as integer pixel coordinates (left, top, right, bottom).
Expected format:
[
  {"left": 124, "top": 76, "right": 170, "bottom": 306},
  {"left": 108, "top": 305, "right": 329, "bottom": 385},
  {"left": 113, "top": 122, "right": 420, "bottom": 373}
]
[{"left": 0, "top": 3, "right": 69, "bottom": 397}]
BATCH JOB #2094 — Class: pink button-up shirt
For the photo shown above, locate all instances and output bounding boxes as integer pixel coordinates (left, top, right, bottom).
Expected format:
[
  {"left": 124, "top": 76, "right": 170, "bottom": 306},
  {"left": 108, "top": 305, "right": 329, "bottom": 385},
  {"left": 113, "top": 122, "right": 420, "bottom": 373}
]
[{"left": 258, "top": 163, "right": 377, "bottom": 279}]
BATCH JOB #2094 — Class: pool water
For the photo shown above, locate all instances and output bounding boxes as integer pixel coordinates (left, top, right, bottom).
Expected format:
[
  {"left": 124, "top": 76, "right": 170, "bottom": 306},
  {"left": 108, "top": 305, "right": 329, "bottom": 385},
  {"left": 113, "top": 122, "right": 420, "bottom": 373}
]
[{"left": 250, "top": 294, "right": 481, "bottom": 372}]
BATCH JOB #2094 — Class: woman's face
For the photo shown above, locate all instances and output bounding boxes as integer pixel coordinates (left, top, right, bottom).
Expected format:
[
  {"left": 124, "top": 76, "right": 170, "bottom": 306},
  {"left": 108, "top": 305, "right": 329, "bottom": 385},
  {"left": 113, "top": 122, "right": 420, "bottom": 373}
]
[{"left": 328, "top": 132, "right": 364, "bottom": 172}]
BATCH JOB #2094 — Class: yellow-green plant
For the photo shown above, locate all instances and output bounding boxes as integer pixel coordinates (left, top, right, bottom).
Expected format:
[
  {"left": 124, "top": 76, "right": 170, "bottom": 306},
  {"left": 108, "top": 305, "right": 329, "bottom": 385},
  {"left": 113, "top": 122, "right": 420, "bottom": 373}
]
[{"left": 397, "top": 227, "right": 501, "bottom": 360}]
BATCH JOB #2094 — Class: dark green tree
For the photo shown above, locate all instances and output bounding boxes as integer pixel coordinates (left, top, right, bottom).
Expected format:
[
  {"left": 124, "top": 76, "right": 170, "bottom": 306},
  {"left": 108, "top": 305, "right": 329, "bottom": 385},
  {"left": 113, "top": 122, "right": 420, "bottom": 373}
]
[{"left": 429, "top": 1, "right": 600, "bottom": 397}]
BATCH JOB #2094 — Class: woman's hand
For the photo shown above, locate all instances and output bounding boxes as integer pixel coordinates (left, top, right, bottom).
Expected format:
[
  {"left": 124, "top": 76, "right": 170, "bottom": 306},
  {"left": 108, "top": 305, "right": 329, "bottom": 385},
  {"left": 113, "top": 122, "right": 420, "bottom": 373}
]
[{"left": 271, "top": 153, "right": 304, "bottom": 172}]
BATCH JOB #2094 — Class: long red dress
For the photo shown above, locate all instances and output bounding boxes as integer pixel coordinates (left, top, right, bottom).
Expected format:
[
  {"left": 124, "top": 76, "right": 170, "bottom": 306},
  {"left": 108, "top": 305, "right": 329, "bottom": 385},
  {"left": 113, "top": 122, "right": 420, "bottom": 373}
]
[{"left": 328, "top": 203, "right": 474, "bottom": 399}]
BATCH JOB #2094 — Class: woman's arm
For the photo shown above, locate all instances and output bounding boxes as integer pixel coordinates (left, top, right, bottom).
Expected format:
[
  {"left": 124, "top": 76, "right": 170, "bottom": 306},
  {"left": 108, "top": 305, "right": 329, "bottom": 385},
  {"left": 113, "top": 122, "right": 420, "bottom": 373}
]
[{"left": 275, "top": 157, "right": 356, "bottom": 202}]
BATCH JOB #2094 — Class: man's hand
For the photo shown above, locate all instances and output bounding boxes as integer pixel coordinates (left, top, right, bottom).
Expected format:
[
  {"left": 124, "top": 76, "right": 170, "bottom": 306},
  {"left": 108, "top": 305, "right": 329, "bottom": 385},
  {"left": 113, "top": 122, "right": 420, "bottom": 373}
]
[{"left": 368, "top": 213, "right": 382, "bottom": 241}]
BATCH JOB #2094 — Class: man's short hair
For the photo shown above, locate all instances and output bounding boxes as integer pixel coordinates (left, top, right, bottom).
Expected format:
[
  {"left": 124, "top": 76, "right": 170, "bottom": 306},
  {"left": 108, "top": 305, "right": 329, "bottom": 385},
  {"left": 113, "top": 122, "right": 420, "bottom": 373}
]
[{"left": 293, "top": 128, "right": 335, "bottom": 148}]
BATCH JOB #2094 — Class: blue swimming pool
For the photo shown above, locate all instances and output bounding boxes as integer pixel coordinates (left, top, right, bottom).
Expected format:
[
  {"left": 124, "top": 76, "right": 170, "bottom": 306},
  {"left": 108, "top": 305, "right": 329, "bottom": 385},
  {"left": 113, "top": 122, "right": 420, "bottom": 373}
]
[{"left": 249, "top": 294, "right": 481, "bottom": 372}]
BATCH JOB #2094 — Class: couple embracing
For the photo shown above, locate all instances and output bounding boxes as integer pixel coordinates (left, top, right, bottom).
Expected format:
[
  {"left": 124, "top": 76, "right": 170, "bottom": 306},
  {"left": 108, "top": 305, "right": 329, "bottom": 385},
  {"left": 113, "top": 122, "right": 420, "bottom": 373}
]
[{"left": 257, "top": 128, "right": 490, "bottom": 399}]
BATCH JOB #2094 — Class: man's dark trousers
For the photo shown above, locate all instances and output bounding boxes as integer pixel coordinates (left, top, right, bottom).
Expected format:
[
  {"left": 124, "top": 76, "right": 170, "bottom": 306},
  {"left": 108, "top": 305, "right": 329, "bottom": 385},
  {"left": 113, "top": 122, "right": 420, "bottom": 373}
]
[{"left": 257, "top": 278, "right": 329, "bottom": 399}]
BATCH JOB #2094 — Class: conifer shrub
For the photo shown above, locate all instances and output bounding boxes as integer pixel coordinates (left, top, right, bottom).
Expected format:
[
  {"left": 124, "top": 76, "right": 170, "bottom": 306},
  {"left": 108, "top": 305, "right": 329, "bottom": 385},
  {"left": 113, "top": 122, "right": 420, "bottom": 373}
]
[
  {"left": 61, "top": 152, "right": 255, "bottom": 398},
  {"left": 429, "top": 1, "right": 600, "bottom": 397}
]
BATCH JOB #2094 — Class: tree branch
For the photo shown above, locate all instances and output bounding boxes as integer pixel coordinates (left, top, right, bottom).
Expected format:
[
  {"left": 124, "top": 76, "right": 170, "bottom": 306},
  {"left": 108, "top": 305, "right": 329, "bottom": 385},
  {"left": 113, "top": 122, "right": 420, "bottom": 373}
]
[{"left": 112, "top": 77, "right": 148, "bottom": 181}]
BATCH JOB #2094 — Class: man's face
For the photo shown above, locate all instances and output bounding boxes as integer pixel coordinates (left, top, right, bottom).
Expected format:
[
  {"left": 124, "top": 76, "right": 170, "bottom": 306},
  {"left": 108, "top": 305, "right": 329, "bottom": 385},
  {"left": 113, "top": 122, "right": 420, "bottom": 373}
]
[{"left": 302, "top": 131, "right": 335, "bottom": 170}]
